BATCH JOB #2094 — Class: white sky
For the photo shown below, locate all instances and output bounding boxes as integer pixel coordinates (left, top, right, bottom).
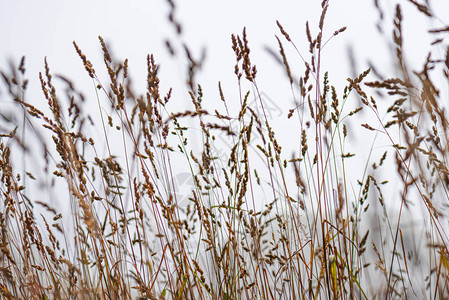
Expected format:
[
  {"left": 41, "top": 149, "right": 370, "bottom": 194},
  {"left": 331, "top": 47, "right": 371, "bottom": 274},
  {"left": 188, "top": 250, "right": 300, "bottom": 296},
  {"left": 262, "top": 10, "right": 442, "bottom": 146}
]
[
  {"left": 0, "top": 1, "right": 394, "bottom": 92},
  {"left": 2, "top": 1, "right": 446, "bottom": 90},
  {"left": 2, "top": 0, "right": 447, "bottom": 107}
]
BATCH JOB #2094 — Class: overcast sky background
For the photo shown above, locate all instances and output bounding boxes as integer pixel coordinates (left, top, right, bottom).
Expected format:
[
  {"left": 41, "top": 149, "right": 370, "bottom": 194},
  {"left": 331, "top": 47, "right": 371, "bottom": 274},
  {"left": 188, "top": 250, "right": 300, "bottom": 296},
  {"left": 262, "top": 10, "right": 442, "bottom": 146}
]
[
  {"left": 3, "top": 0, "right": 449, "bottom": 109},
  {"left": 1, "top": 0, "right": 449, "bottom": 217},
  {"left": 3, "top": 0, "right": 448, "bottom": 100}
]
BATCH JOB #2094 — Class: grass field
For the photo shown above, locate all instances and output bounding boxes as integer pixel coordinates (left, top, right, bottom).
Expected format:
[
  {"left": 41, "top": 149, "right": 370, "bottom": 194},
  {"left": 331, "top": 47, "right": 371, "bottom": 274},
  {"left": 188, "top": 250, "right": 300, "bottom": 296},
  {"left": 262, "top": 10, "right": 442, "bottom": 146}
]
[{"left": 1, "top": 0, "right": 449, "bottom": 299}]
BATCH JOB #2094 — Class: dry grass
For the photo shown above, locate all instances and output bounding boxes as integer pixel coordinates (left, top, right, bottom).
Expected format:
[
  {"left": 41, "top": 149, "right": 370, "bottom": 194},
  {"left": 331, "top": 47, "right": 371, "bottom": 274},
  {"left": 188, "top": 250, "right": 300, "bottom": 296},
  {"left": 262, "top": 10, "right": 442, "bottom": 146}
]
[{"left": 1, "top": 0, "right": 449, "bottom": 299}]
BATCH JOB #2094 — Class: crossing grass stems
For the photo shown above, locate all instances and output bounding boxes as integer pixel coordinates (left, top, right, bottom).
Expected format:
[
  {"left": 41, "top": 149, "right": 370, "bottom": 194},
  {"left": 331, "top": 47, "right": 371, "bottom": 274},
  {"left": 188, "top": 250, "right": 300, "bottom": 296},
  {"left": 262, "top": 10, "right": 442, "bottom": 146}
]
[{"left": 1, "top": 0, "right": 449, "bottom": 299}]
